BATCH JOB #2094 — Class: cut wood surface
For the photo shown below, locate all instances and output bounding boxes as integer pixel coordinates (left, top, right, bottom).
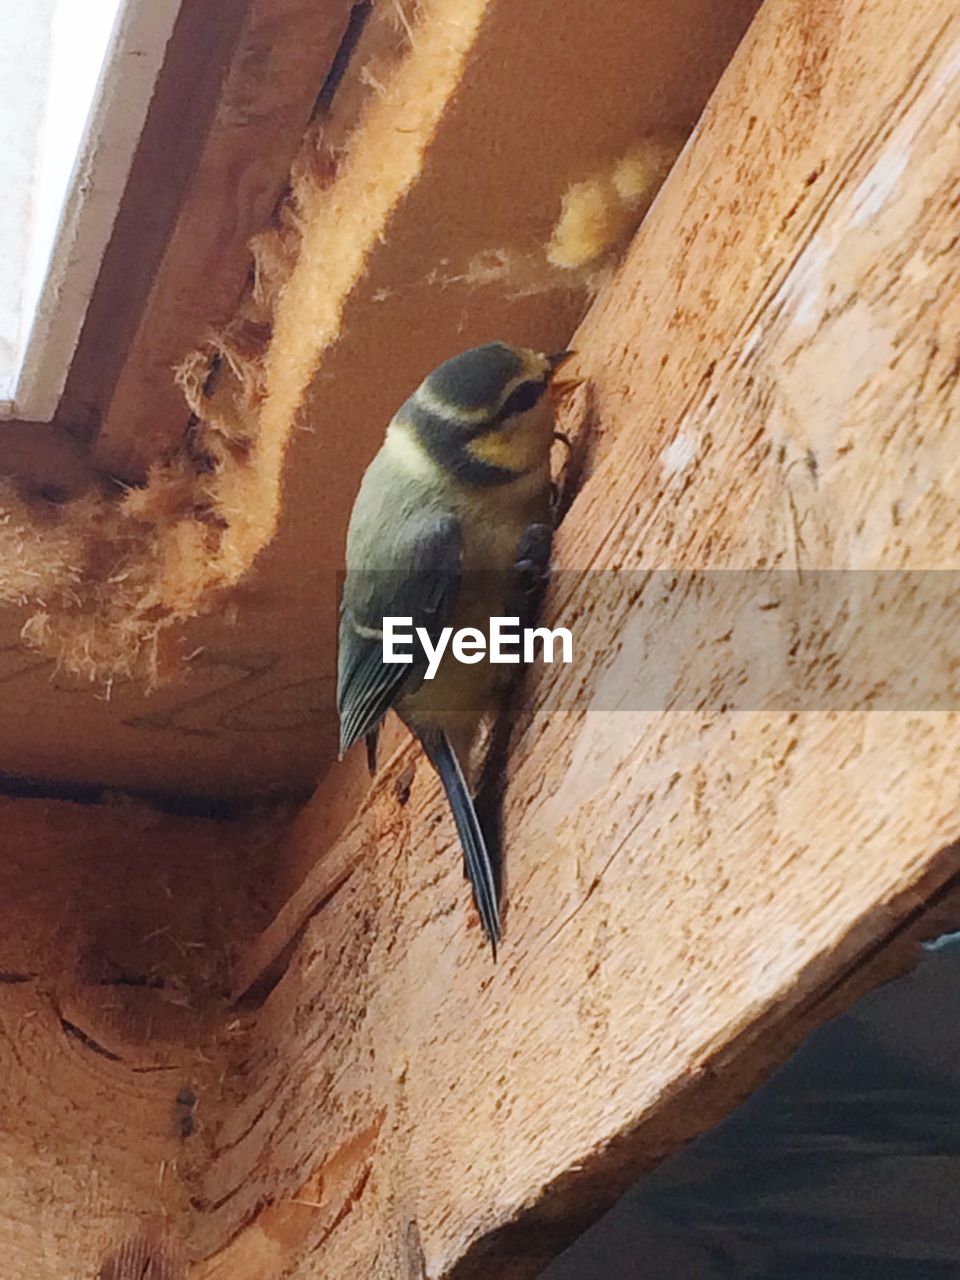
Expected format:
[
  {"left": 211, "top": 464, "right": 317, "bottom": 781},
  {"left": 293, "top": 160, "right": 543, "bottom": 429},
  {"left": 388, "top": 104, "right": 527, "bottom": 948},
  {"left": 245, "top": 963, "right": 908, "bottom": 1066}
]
[
  {"left": 192, "top": 0, "right": 960, "bottom": 1276},
  {"left": 0, "top": 798, "right": 278, "bottom": 1280},
  {"left": 3, "top": 0, "right": 959, "bottom": 1277}
]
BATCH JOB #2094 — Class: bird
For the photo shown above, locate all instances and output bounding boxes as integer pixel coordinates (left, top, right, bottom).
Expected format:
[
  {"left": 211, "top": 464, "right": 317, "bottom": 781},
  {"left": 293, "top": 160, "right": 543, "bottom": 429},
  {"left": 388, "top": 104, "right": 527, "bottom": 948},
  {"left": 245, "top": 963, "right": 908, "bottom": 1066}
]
[{"left": 337, "top": 340, "right": 573, "bottom": 952}]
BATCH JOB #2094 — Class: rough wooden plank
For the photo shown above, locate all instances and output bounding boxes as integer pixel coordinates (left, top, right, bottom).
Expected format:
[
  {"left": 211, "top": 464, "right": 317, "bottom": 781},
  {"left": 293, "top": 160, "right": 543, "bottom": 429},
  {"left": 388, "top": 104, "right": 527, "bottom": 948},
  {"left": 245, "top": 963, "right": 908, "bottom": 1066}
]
[
  {"left": 0, "top": 0, "right": 355, "bottom": 802},
  {"left": 193, "top": 0, "right": 960, "bottom": 1275},
  {"left": 91, "top": 0, "right": 356, "bottom": 478},
  {"left": 0, "top": 798, "right": 277, "bottom": 1279}
]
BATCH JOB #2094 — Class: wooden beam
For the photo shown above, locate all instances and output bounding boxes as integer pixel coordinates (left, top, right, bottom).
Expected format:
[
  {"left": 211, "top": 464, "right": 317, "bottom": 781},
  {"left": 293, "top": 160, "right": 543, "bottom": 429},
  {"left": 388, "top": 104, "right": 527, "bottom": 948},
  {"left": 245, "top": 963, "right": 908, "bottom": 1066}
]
[
  {"left": 0, "top": 421, "right": 97, "bottom": 500},
  {"left": 47, "top": 0, "right": 254, "bottom": 447},
  {"left": 0, "top": 797, "right": 278, "bottom": 1279},
  {"left": 193, "top": 0, "right": 960, "bottom": 1275},
  {"left": 88, "top": 0, "right": 356, "bottom": 478}
]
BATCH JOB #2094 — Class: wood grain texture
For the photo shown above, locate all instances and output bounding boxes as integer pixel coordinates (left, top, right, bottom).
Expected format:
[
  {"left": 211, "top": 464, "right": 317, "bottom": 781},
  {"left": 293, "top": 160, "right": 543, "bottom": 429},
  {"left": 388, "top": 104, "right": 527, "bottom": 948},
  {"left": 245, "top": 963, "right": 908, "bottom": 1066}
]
[
  {"left": 0, "top": 798, "right": 277, "bottom": 1280},
  {"left": 195, "top": 0, "right": 960, "bottom": 1275}
]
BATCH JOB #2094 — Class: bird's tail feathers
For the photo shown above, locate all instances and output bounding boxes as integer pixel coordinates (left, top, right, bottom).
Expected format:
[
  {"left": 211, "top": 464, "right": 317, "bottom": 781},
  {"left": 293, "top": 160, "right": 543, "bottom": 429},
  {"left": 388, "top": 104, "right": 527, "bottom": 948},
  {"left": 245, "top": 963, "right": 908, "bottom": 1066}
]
[{"left": 422, "top": 731, "right": 501, "bottom": 954}]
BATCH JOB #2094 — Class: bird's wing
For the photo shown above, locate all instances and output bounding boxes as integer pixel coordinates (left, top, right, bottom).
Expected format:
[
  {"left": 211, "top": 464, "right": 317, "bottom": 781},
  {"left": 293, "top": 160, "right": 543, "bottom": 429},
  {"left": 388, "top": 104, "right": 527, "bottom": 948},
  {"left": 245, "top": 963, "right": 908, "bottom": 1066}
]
[{"left": 337, "top": 511, "right": 461, "bottom": 755}]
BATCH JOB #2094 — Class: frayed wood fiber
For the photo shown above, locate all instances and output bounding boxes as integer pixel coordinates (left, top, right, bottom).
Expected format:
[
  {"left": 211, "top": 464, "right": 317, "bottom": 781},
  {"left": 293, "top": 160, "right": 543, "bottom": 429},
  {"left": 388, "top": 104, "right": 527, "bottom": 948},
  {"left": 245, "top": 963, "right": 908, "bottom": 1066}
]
[{"left": 0, "top": 0, "right": 488, "bottom": 686}]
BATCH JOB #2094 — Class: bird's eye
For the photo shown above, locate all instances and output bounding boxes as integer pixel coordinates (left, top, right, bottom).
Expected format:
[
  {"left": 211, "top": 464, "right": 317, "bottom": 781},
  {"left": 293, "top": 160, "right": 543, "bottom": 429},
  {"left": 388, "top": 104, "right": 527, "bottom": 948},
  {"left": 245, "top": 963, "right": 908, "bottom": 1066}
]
[{"left": 497, "top": 379, "right": 546, "bottom": 421}]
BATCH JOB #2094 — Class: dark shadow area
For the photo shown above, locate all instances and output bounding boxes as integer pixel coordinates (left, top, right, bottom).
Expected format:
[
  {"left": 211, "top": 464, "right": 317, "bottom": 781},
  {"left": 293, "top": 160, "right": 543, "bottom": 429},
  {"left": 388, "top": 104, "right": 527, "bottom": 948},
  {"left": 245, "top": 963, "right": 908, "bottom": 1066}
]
[{"left": 542, "top": 933, "right": 960, "bottom": 1279}]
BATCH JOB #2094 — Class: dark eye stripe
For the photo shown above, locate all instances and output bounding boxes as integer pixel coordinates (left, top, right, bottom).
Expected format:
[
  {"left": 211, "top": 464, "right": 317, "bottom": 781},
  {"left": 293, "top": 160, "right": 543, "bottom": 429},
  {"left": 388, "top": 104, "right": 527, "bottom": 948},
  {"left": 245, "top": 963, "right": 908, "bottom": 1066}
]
[
  {"left": 497, "top": 379, "right": 546, "bottom": 422},
  {"left": 405, "top": 400, "right": 519, "bottom": 485}
]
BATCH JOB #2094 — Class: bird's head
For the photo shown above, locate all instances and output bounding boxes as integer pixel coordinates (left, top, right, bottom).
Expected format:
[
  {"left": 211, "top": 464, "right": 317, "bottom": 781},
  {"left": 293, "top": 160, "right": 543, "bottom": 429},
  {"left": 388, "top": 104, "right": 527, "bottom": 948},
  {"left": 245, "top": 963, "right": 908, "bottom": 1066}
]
[{"left": 394, "top": 341, "right": 574, "bottom": 486}]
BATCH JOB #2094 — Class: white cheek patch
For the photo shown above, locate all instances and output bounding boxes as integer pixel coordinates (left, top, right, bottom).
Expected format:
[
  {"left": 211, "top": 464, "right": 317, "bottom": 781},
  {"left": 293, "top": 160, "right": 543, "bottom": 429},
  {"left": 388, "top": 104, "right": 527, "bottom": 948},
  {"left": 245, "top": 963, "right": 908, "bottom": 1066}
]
[{"left": 383, "top": 420, "right": 443, "bottom": 480}]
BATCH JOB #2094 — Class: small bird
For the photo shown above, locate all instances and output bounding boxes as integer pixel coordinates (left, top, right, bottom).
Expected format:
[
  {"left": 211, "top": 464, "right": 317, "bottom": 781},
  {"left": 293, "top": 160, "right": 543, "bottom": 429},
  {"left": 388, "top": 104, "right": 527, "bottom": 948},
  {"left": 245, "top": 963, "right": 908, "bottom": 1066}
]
[{"left": 337, "top": 341, "right": 572, "bottom": 951}]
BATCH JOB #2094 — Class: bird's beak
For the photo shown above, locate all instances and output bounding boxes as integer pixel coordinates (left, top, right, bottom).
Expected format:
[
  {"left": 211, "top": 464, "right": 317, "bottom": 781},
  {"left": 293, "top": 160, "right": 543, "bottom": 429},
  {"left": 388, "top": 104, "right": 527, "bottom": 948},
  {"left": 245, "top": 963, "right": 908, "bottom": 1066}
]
[
  {"left": 546, "top": 349, "right": 575, "bottom": 374},
  {"left": 546, "top": 349, "right": 583, "bottom": 400}
]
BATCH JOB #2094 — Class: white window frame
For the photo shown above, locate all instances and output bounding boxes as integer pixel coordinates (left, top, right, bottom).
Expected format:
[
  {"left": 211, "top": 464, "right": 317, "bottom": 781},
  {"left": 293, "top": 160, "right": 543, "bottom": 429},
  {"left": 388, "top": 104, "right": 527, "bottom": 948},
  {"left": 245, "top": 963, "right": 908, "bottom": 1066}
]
[{"left": 0, "top": 0, "right": 183, "bottom": 422}]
